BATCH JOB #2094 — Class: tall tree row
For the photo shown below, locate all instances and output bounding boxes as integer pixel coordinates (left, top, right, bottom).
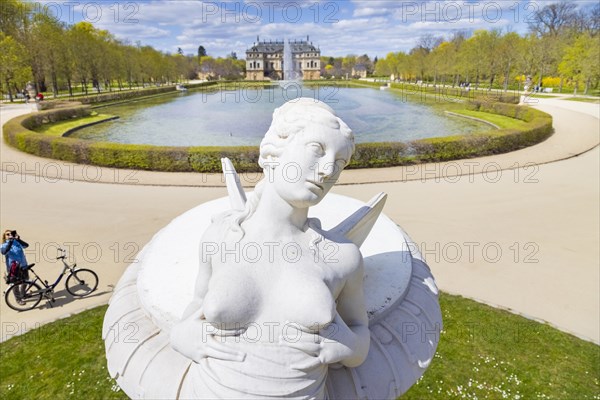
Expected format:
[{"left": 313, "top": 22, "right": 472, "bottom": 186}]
[
  {"left": 373, "top": 2, "right": 599, "bottom": 94},
  {"left": 2, "top": 0, "right": 598, "bottom": 99},
  {"left": 0, "top": 0, "right": 200, "bottom": 100}
]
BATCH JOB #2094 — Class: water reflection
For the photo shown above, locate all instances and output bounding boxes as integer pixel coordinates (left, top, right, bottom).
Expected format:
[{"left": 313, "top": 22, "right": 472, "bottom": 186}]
[{"left": 72, "top": 86, "right": 487, "bottom": 146}]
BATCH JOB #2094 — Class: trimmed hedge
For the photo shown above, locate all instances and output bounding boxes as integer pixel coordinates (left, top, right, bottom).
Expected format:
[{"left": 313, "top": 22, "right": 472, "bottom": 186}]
[
  {"left": 350, "top": 80, "right": 521, "bottom": 104},
  {"left": 66, "top": 81, "right": 218, "bottom": 105},
  {"left": 408, "top": 101, "right": 553, "bottom": 163},
  {"left": 347, "top": 142, "right": 411, "bottom": 169},
  {"left": 3, "top": 100, "right": 552, "bottom": 173}
]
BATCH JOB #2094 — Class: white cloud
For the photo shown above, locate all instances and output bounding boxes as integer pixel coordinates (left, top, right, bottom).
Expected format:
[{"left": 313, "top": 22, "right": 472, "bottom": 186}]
[
  {"left": 353, "top": 7, "right": 388, "bottom": 18},
  {"left": 94, "top": 22, "right": 171, "bottom": 40},
  {"left": 47, "top": 0, "right": 547, "bottom": 58}
]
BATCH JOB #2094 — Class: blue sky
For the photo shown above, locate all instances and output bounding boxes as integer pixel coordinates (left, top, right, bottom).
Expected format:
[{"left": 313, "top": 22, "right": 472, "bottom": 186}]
[{"left": 30, "top": 0, "right": 597, "bottom": 58}]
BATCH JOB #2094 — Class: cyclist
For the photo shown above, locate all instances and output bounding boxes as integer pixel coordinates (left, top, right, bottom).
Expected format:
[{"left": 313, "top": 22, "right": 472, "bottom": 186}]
[{"left": 1, "top": 230, "right": 30, "bottom": 305}]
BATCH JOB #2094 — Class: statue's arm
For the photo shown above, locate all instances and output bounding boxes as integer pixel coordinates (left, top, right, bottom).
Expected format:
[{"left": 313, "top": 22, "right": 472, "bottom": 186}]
[
  {"left": 179, "top": 215, "right": 228, "bottom": 319},
  {"left": 180, "top": 243, "right": 213, "bottom": 319},
  {"left": 331, "top": 256, "right": 370, "bottom": 367}
]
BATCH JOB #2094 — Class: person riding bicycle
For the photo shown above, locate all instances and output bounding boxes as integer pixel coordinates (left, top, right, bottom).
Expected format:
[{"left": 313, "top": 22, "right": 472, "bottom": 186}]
[{"left": 2, "top": 230, "right": 30, "bottom": 305}]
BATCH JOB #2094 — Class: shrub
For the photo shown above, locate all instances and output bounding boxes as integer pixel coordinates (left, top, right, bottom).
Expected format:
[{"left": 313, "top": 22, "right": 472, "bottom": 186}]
[
  {"left": 348, "top": 142, "right": 412, "bottom": 169},
  {"left": 68, "top": 82, "right": 217, "bottom": 105},
  {"left": 410, "top": 102, "right": 553, "bottom": 162},
  {"left": 350, "top": 80, "right": 521, "bottom": 104},
  {"left": 188, "top": 147, "right": 260, "bottom": 173}
]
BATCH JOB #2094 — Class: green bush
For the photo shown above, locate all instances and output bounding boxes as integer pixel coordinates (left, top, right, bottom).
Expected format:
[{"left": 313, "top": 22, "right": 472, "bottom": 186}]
[
  {"left": 3, "top": 98, "right": 552, "bottom": 173},
  {"left": 411, "top": 102, "right": 552, "bottom": 162},
  {"left": 188, "top": 147, "right": 260, "bottom": 172},
  {"left": 70, "top": 82, "right": 217, "bottom": 105},
  {"left": 350, "top": 80, "right": 521, "bottom": 104},
  {"left": 348, "top": 142, "right": 412, "bottom": 169}
]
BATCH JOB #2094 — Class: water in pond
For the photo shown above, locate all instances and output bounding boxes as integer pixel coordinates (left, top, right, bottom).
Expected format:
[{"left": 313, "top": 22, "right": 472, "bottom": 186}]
[{"left": 72, "top": 86, "right": 487, "bottom": 146}]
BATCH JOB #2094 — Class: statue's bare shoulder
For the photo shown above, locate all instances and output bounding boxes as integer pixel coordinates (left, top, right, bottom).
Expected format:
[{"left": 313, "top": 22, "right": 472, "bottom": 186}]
[{"left": 308, "top": 217, "right": 364, "bottom": 276}]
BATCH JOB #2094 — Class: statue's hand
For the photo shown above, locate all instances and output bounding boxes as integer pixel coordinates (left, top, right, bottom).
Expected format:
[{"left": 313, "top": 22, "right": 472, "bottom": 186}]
[
  {"left": 170, "top": 308, "right": 246, "bottom": 363},
  {"left": 280, "top": 314, "right": 358, "bottom": 371}
]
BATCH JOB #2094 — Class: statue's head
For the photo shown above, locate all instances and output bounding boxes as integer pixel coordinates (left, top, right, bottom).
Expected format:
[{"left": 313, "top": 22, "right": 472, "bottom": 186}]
[{"left": 259, "top": 98, "right": 355, "bottom": 208}]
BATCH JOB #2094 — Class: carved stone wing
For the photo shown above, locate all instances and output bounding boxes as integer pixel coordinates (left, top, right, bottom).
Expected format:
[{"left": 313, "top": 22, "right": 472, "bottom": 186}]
[
  {"left": 221, "top": 157, "right": 247, "bottom": 211},
  {"left": 328, "top": 192, "right": 387, "bottom": 247}
]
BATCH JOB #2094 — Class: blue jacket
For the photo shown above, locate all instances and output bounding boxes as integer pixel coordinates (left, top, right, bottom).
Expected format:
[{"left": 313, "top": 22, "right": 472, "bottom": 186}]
[{"left": 1, "top": 239, "right": 29, "bottom": 272}]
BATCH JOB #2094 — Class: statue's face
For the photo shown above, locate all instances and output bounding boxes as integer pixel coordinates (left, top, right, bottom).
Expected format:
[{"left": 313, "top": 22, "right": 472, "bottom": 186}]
[{"left": 270, "top": 122, "right": 351, "bottom": 208}]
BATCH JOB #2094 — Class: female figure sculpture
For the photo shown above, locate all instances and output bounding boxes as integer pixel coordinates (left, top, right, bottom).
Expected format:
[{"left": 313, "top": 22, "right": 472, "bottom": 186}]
[
  {"left": 170, "top": 99, "right": 369, "bottom": 398},
  {"left": 103, "top": 98, "right": 442, "bottom": 400}
]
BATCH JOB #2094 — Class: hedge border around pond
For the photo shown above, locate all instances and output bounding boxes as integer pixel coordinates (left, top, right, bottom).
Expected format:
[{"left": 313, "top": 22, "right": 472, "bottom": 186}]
[
  {"left": 3, "top": 100, "right": 553, "bottom": 173},
  {"left": 65, "top": 81, "right": 219, "bottom": 105},
  {"left": 348, "top": 79, "right": 522, "bottom": 104}
]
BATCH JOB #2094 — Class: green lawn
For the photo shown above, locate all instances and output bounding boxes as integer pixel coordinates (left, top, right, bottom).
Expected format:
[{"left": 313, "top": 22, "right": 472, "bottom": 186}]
[
  {"left": 32, "top": 114, "right": 117, "bottom": 136},
  {"left": 404, "top": 295, "right": 600, "bottom": 399},
  {"left": 448, "top": 109, "right": 527, "bottom": 130},
  {"left": 0, "top": 306, "right": 126, "bottom": 399},
  {"left": 563, "top": 97, "right": 600, "bottom": 104},
  {"left": 0, "top": 295, "right": 598, "bottom": 399}
]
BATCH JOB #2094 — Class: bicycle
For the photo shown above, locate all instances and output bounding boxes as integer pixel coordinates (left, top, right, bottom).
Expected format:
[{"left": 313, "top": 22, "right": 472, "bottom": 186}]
[{"left": 4, "top": 248, "right": 98, "bottom": 312}]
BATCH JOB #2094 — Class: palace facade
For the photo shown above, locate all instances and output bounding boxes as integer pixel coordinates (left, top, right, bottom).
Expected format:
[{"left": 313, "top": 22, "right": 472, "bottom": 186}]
[{"left": 246, "top": 37, "right": 321, "bottom": 81}]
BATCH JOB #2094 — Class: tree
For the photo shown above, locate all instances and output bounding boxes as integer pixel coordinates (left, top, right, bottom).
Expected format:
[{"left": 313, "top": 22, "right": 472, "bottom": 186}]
[
  {"left": 498, "top": 32, "right": 523, "bottom": 91},
  {"left": 478, "top": 29, "right": 502, "bottom": 89},
  {"left": 408, "top": 34, "right": 442, "bottom": 83},
  {"left": 528, "top": 2, "right": 581, "bottom": 90},
  {"left": 408, "top": 46, "right": 429, "bottom": 82},
  {"left": 559, "top": 33, "right": 600, "bottom": 94},
  {"left": 341, "top": 54, "right": 356, "bottom": 76},
  {"left": 448, "top": 31, "right": 467, "bottom": 86},
  {"left": 31, "top": 13, "right": 68, "bottom": 97},
  {"left": 0, "top": 0, "right": 31, "bottom": 38},
  {"left": 528, "top": 1, "right": 578, "bottom": 37},
  {"left": 68, "top": 22, "right": 106, "bottom": 94},
  {"left": 373, "top": 56, "right": 390, "bottom": 77},
  {"left": 173, "top": 53, "right": 198, "bottom": 81},
  {"left": 430, "top": 41, "right": 454, "bottom": 86},
  {"left": 198, "top": 55, "right": 244, "bottom": 80},
  {"left": 586, "top": 3, "right": 600, "bottom": 36},
  {"left": 417, "top": 34, "right": 442, "bottom": 52},
  {"left": 0, "top": 32, "right": 32, "bottom": 101},
  {"left": 355, "top": 54, "right": 373, "bottom": 75},
  {"left": 198, "top": 45, "right": 207, "bottom": 58}
]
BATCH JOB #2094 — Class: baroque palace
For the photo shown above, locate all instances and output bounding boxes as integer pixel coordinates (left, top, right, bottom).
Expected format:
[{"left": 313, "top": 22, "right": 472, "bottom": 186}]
[{"left": 246, "top": 36, "right": 321, "bottom": 81}]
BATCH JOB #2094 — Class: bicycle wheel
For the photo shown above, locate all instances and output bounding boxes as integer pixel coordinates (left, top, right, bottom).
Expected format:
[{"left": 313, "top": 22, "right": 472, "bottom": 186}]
[
  {"left": 66, "top": 269, "right": 98, "bottom": 297},
  {"left": 5, "top": 281, "right": 43, "bottom": 311}
]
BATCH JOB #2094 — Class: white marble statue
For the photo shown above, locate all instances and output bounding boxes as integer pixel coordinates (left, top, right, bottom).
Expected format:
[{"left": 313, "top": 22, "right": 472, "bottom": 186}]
[{"left": 103, "top": 98, "right": 442, "bottom": 399}]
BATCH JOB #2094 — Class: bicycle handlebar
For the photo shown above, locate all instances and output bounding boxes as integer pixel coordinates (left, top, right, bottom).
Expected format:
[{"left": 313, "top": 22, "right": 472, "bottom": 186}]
[{"left": 56, "top": 248, "right": 66, "bottom": 260}]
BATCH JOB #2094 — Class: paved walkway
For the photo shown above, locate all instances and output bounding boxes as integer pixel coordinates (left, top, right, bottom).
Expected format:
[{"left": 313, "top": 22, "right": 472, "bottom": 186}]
[{"left": 0, "top": 98, "right": 598, "bottom": 344}]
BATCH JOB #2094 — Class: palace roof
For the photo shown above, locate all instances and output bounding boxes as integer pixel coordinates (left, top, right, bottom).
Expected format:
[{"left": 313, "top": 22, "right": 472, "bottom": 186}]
[{"left": 246, "top": 39, "right": 319, "bottom": 54}]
